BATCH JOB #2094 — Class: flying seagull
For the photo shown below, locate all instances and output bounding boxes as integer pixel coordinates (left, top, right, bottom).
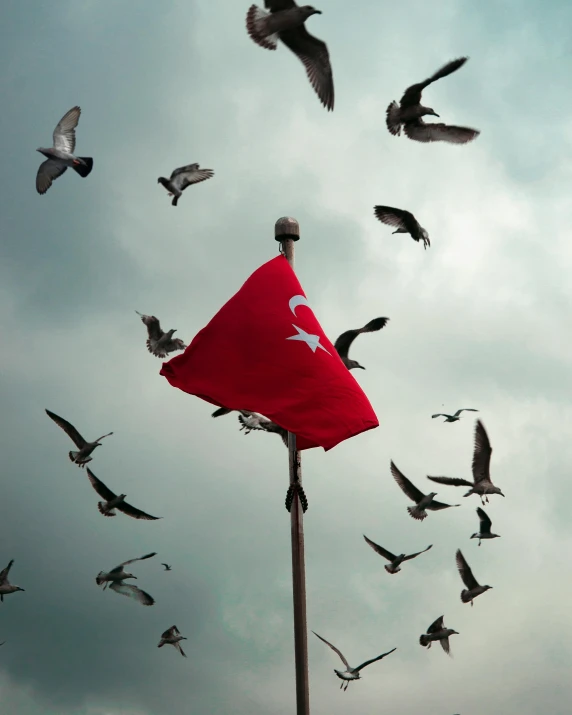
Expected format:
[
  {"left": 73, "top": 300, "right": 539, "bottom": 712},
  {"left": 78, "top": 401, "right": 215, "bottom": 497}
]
[
  {"left": 471, "top": 507, "right": 500, "bottom": 546},
  {"left": 427, "top": 419, "right": 504, "bottom": 504},
  {"left": 432, "top": 408, "right": 478, "bottom": 422},
  {"left": 334, "top": 318, "right": 389, "bottom": 370},
  {"left": 158, "top": 625, "right": 187, "bottom": 657},
  {"left": 238, "top": 412, "right": 289, "bottom": 446},
  {"left": 312, "top": 631, "right": 396, "bottom": 691},
  {"left": 363, "top": 535, "right": 432, "bottom": 574},
  {"left": 96, "top": 552, "right": 157, "bottom": 606},
  {"left": 135, "top": 311, "right": 187, "bottom": 359},
  {"left": 36, "top": 106, "right": 93, "bottom": 194},
  {"left": 0, "top": 560, "right": 25, "bottom": 603},
  {"left": 157, "top": 163, "right": 214, "bottom": 207},
  {"left": 86, "top": 468, "right": 161, "bottom": 520},
  {"left": 374, "top": 206, "right": 430, "bottom": 250},
  {"left": 246, "top": 1, "right": 334, "bottom": 111},
  {"left": 391, "top": 461, "right": 459, "bottom": 521},
  {"left": 386, "top": 57, "right": 479, "bottom": 144},
  {"left": 161, "top": 563, "right": 172, "bottom": 571},
  {"left": 419, "top": 615, "right": 458, "bottom": 656},
  {"left": 456, "top": 549, "right": 492, "bottom": 606},
  {"left": 45, "top": 409, "right": 113, "bottom": 468}
]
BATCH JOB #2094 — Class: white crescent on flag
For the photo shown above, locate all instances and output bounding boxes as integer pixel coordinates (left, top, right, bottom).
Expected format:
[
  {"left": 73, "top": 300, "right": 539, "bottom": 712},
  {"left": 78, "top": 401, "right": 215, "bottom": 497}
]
[{"left": 289, "top": 295, "right": 311, "bottom": 316}]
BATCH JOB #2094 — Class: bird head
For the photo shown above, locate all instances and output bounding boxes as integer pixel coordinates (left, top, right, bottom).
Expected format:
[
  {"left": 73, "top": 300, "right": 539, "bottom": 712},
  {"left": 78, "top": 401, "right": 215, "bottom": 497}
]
[
  {"left": 302, "top": 6, "right": 322, "bottom": 16},
  {"left": 118, "top": 494, "right": 127, "bottom": 501},
  {"left": 483, "top": 585, "right": 492, "bottom": 591},
  {"left": 347, "top": 359, "right": 365, "bottom": 370},
  {"left": 166, "top": 329, "right": 177, "bottom": 338},
  {"left": 470, "top": 533, "right": 479, "bottom": 540},
  {"left": 125, "top": 573, "right": 136, "bottom": 580},
  {"left": 424, "top": 108, "right": 440, "bottom": 118},
  {"left": 157, "top": 177, "right": 168, "bottom": 187},
  {"left": 428, "top": 492, "right": 438, "bottom": 499},
  {"left": 496, "top": 488, "right": 505, "bottom": 497},
  {"left": 450, "top": 630, "right": 459, "bottom": 635}
]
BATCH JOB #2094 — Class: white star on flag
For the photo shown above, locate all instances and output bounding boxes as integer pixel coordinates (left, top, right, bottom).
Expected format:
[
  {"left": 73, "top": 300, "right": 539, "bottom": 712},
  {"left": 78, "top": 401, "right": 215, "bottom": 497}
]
[{"left": 286, "top": 325, "right": 331, "bottom": 354}]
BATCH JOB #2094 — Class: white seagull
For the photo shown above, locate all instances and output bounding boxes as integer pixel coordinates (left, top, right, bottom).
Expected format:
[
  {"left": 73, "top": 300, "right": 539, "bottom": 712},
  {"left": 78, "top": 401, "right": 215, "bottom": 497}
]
[
  {"left": 96, "top": 552, "right": 157, "bottom": 606},
  {"left": 471, "top": 507, "right": 500, "bottom": 546},
  {"left": 136, "top": 311, "right": 187, "bottom": 359},
  {"left": 363, "top": 535, "right": 432, "bottom": 574},
  {"left": 419, "top": 615, "right": 458, "bottom": 656},
  {"left": 391, "top": 461, "right": 459, "bottom": 521},
  {"left": 238, "top": 412, "right": 288, "bottom": 446},
  {"left": 157, "top": 163, "right": 214, "bottom": 207},
  {"left": 312, "top": 631, "right": 396, "bottom": 691},
  {"left": 86, "top": 469, "right": 161, "bottom": 520},
  {"left": 456, "top": 549, "right": 492, "bottom": 606},
  {"left": 158, "top": 625, "right": 187, "bottom": 657},
  {"left": 0, "top": 560, "right": 25, "bottom": 602},
  {"left": 45, "top": 409, "right": 112, "bottom": 467}
]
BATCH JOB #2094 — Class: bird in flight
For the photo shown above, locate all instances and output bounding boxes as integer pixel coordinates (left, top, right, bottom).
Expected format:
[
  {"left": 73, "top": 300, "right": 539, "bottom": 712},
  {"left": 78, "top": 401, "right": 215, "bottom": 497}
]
[
  {"left": 419, "top": 615, "right": 458, "bottom": 656},
  {"left": 161, "top": 563, "right": 172, "bottom": 571},
  {"left": 86, "top": 469, "right": 161, "bottom": 520},
  {"left": 333, "top": 317, "right": 389, "bottom": 370},
  {"left": 363, "top": 535, "right": 432, "bottom": 574},
  {"left": 427, "top": 419, "right": 504, "bottom": 504},
  {"left": 157, "top": 163, "right": 214, "bottom": 206},
  {"left": 391, "top": 461, "right": 459, "bottom": 521},
  {"left": 45, "top": 409, "right": 113, "bottom": 468},
  {"left": 158, "top": 625, "right": 187, "bottom": 657},
  {"left": 36, "top": 106, "right": 93, "bottom": 194},
  {"left": 246, "top": 1, "right": 334, "bottom": 111},
  {"left": 432, "top": 408, "right": 478, "bottom": 422},
  {"left": 238, "top": 412, "right": 288, "bottom": 446},
  {"left": 456, "top": 549, "right": 493, "bottom": 606},
  {"left": 471, "top": 507, "right": 500, "bottom": 546},
  {"left": 135, "top": 311, "right": 187, "bottom": 359},
  {"left": 374, "top": 206, "right": 430, "bottom": 249},
  {"left": 96, "top": 553, "right": 157, "bottom": 606},
  {"left": 0, "top": 560, "right": 25, "bottom": 603},
  {"left": 386, "top": 57, "right": 479, "bottom": 144},
  {"left": 312, "top": 631, "right": 396, "bottom": 691}
]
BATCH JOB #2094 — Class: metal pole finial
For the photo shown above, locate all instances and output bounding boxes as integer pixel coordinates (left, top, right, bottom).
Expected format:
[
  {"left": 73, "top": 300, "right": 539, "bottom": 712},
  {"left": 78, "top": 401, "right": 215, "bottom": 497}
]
[{"left": 275, "top": 216, "right": 300, "bottom": 242}]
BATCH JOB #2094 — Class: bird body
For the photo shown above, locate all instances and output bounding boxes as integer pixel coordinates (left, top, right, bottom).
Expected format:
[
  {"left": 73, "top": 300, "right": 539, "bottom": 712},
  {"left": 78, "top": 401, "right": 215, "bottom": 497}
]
[
  {"left": 86, "top": 469, "right": 161, "bottom": 520},
  {"left": 158, "top": 625, "right": 187, "bottom": 656},
  {"left": 391, "top": 461, "right": 459, "bottom": 521},
  {"left": 136, "top": 312, "right": 186, "bottom": 358},
  {"left": 96, "top": 552, "right": 157, "bottom": 606},
  {"left": 431, "top": 408, "right": 478, "bottom": 422},
  {"left": 334, "top": 317, "right": 389, "bottom": 370},
  {"left": 471, "top": 507, "right": 500, "bottom": 546},
  {"left": 238, "top": 411, "right": 289, "bottom": 446},
  {"left": 157, "top": 163, "right": 214, "bottom": 206},
  {"left": 161, "top": 563, "right": 172, "bottom": 571},
  {"left": 45, "top": 409, "right": 112, "bottom": 467},
  {"left": 0, "top": 560, "right": 25, "bottom": 602},
  {"left": 246, "top": 1, "right": 334, "bottom": 111},
  {"left": 419, "top": 616, "right": 458, "bottom": 656},
  {"left": 374, "top": 206, "right": 429, "bottom": 249},
  {"left": 363, "top": 535, "right": 432, "bottom": 574},
  {"left": 36, "top": 106, "right": 93, "bottom": 194},
  {"left": 456, "top": 549, "right": 492, "bottom": 606}
]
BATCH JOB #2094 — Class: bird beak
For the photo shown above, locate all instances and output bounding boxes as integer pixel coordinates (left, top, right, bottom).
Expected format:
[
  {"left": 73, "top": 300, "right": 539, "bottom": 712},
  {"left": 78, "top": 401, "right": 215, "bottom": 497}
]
[
  {"left": 313, "top": 9, "right": 322, "bottom": 13},
  {"left": 432, "top": 111, "right": 440, "bottom": 117},
  {"left": 500, "top": 492, "right": 505, "bottom": 497},
  {"left": 358, "top": 365, "right": 366, "bottom": 370}
]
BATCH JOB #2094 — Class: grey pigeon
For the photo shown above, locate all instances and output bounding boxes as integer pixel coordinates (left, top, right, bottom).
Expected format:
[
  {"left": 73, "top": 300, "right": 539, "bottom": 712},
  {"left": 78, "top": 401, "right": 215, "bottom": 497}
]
[
  {"left": 246, "top": 1, "right": 334, "bottom": 111},
  {"left": 386, "top": 58, "right": 479, "bottom": 144},
  {"left": 391, "top": 461, "right": 459, "bottom": 521},
  {"left": 136, "top": 311, "right": 187, "bottom": 358},
  {"left": 96, "top": 552, "right": 157, "bottom": 606},
  {"left": 0, "top": 560, "right": 25, "bottom": 603},
  {"left": 471, "top": 507, "right": 500, "bottom": 546},
  {"left": 312, "top": 631, "right": 396, "bottom": 691},
  {"left": 36, "top": 106, "right": 93, "bottom": 194},
  {"left": 427, "top": 419, "right": 505, "bottom": 504},
  {"left": 334, "top": 318, "right": 389, "bottom": 370},
  {"left": 45, "top": 409, "right": 113, "bottom": 467},
  {"left": 86, "top": 468, "right": 161, "bottom": 520},
  {"left": 456, "top": 548, "right": 492, "bottom": 606},
  {"left": 158, "top": 625, "right": 187, "bottom": 657},
  {"left": 431, "top": 408, "right": 478, "bottom": 422},
  {"left": 363, "top": 535, "right": 432, "bottom": 574},
  {"left": 419, "top": 615, "right": 458, "bottom": 656},
  {"left": 374, "top": 206, "right": 430, "bottom": 250},
  {"left": 157, "top": 163, "right": 214, "bottom": 206}
]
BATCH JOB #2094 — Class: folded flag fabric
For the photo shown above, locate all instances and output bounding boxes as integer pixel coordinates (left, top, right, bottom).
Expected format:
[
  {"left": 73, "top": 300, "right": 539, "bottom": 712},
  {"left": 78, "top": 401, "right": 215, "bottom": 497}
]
[{"left": 160, "top": 255, "right": 378, "bottom": 450}]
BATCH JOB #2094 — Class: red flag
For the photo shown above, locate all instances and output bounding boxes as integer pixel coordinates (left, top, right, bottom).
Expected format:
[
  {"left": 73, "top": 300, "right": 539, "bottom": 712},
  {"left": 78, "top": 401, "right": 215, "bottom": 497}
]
[{"left": 160, "top": 255, "right": 378, "bottom": 450}]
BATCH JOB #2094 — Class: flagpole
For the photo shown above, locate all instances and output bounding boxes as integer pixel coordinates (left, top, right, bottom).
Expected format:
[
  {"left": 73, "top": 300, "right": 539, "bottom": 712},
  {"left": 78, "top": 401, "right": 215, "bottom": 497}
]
[{"left": 275, "top": 216, "right": 310, "bottom": 715}]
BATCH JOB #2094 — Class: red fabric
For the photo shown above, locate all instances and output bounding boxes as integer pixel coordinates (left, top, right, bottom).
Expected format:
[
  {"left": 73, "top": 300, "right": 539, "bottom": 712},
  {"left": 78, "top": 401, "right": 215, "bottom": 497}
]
[{"left": 160, "top": 255, "right": 379, "bottom": 451}]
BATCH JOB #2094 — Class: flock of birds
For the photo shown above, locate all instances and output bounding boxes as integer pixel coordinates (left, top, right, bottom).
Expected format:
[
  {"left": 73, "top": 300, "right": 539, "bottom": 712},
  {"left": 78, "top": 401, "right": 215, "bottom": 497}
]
[{"left": 7, "top": 0, "right": 496, "bottom": 709}]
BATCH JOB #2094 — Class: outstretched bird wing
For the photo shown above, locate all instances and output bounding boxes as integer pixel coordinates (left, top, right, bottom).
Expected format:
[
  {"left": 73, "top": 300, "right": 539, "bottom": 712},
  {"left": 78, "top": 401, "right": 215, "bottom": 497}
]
[
  {"left": 472, "top": 420, "right": 492, "bottom": 485},
  {"left": 426, "top": 499, "right": 458, "bottom": 511},
  {"left": 431, "top": 413, "right": 452, "bottom": 419},
  {"left": 312, "top": 631, "right": 350, "bottom": 669},
  {"left": 118, "top": 501, "right": 161, "bottom": 521},
  {"left": 53, "top": 105, "right": 81, "bottom": 154},
  {"left": 363, "top": 535, "right": 396, "bottom": 563},
  {"left": 354, "top": 647, "right": 397, "bottom": 672},
  {"left": 170, "top": 164, "right": 214, "bottom": 192},
  {"left": 426, "top": 475, "right": 474, "bottom": 488},
  {"left": 135, "top": 312, "right": 164, "bottom": 342},
  {"left": 212, "top": 407, "right": 233, "bottom": 418},
  {"left": 117, "top": 552, "right": 158, "bottom": 569},
  {"left": 456, "top": 549, "right": 479, "bottom": 589},
  {"left": 374, "top": 206, "right": 414, "bottom": 232},
  {"left": 45, "top": 409, "right": 86, "bottom": 448},
  {"left": 404, "top": 120, "right": 480, "bottom": 144},
  {"left": 390, "top": 461, "right": 425, "bottom": 504},
  {"left": 36, "top": 160, "right": 68, "bottom": 195},
  {"left": 399, "top": 57, "right": 468, "bottom": 107},
  {"left": 264, "top": 0, "right": 296, "bottom": 9},
  {"left": 403, "top": 544, "right": 433, "bottom": 562},
  {"left": 0, "top": 560, "right": 14, "bottom": 585},
  {"left": 238, "top": 414, "right": 288, "bottom": 447},
  {"left": 175, "top": 642, "right": 187, "bottom": 657},
  {"left": 426, "top": 615, "right": 445, "bottom": 634},
  {"left": 161, "top": 625, "right": 179, "bottom": 638},
  {"left": 334, "top": 318, "right": 389, "bottom": 361},
  {"left": 454, "top": 408, "right": 478, "bottom": 417},
  {"left": 476, "top": 507, "right": 492, "bottom": 533},
  {"left": 440, "top": 637, "right": 452, "bottom": 655},
  {"left": 86, "top": 468, "right": 117, "bottom": 502},
  {"left": 109, "top": 582, "right": 155, "bottom": 606}
]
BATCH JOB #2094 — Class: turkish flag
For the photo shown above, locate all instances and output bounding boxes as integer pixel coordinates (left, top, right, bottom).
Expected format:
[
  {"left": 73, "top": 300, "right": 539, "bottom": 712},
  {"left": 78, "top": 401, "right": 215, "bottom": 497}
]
[{"left": 160, "top": 255, "right": 379, "bottom": 450}]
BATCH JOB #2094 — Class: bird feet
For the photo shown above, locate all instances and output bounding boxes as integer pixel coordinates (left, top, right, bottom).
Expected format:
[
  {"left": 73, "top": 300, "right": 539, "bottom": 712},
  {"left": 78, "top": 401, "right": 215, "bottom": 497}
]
[{"left": 285, "top": 483, "right": 308, "bottom": 513}]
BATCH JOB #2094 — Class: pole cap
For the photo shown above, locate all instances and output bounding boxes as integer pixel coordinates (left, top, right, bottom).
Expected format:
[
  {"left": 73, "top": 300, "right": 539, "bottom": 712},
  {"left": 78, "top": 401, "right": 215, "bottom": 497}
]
[{"left": 275, "top": 216, "right": 300, "bottom": 242}]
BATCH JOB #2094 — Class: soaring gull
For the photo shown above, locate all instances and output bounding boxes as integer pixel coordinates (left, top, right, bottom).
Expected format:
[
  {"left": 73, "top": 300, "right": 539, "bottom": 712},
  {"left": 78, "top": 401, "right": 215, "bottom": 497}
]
[
  {"left": 157, "top": 163, "right": 214, "bottom": 207},
  {"left": 45, "top": 409, "right": 113, "bottom": 468},
  {"left": 363, "top": 535, "right": 432, "bottom": 574},
  {"left": 456, "top": 549, "right": 492, "bottom": 606},
  {"left": 391, "top": 461, "right": 459, "bottom": 521},
  {"left": 419, "top": 616, "right": 458, "bottom": 656},
  {"left": 158, "top": 625, "right": 187, "bottom": 657},
  {"left": 374, "top": 206, "right": 430, "bottom": 250},
  {"left": 161, "top": 563, "right": 172, "bottom": 571},
  {"left": 334, "top": 318, "right": 389, "bottom": 370},
  {"left": 431, "top": 408, "right": 478, "bottom": 422},
  {"left": 135, "top": 311, "right": 187, "bottom": 359},
  {"left": 238, "top": 412, "right": 288, "bottom": 446},
  {"left": 427, "top": 419, "right": 504, "bottom": 504},
  {"left": 86, "top": 468, "right": 161, "bottom": 520},
  {"left": 36, "top": 106, "right": 93, "bottom": 194},
  {"left": 386, "top": 57, "right": 479, "bottom": 144},
  {"left": 312, "top": 631, "right": 396, "bottom": 691},
  {"left": 96, "top": 552, "right": 157, "bottom": 606},
  {"left": 246, "top": 0, "right": 334, "bottom": 111},
  {"left": 471, "top": 507, "right": 500, "bottom": 546},
  {"left": 0, "top": 560, "right": 25, "bottom": 603}
]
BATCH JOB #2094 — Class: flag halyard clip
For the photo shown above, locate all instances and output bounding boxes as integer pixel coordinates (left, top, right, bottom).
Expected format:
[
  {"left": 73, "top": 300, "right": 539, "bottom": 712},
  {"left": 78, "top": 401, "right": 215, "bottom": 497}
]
[{"left": 285, "top": 481, "right": 308, "bottom": 513}]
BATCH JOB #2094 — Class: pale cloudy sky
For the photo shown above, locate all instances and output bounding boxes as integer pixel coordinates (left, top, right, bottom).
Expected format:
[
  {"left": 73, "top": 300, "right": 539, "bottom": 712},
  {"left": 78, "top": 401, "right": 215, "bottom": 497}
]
[{"left": 1, "top": 0, "right": 571, "bottom": 713}]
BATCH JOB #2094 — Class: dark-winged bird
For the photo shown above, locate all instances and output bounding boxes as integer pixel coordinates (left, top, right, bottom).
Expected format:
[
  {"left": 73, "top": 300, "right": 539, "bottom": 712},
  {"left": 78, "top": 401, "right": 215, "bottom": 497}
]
[
  {"left": 0, "top": 560, "right": 25, "bottom": 603},
  {"left": 386, "top": 57, "right": 479, "bottom": 144},
  {"left": 427, "top": 419, "right": 504, "bottom": 504},
  {"left": 471, "top": 507, "right": 500, "bottom": 546},
  {"left": 374, "top": 206, "right": 430, "bottom": 249},
  {"left": 432, "top": 408, "right": 478, "bottom": 422},
  {"left": 246, "top": 1, "right": 334, "bottom": 111},
  {"left": 391, "top": 461, "right": 459, "bottom": 521},
  {"left": 135, "top": 311, "right": 187, "bottom": 358},
  {"left": 419, "top": 616, "right": 458, "bottom": 656},
  {"left": 96, "top": 553, "right": 157, "bottom": 606},
  {"left": 312, "top": 631, "right": 396, "bottom": 691},
  {"left": 158, "top": 625, "right": 187, "bottom": 656},
  {"left": 86, "top": 468, "right": 161, "bottom": 520},
  {"left": 456, "top": 549, "right": 492, "bottom": 606},
  {"left": 363, "top": 535, "right": 432, "bottom": 574},
  {"left": 36, "top": 106, "right": 93, "bottom": 194},
  {"left": 45, "top": 409, "right": 113, "bottom": 467},
  {"left": 334, "top": 318, "right": 389, "bottom": 370},
  {"left": 238, "top": 412, "right": 288, "bottom": 446},
  {"left": 157, "top": 163, "right": 214, "bottom": 207},
  {"left": 161, "top": 563, "right": 172, "bottom": 571}
]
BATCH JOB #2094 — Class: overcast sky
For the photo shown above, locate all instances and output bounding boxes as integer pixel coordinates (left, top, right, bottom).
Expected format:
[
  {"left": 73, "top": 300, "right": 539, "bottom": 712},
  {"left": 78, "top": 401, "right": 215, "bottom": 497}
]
[{"left": 1, "top": 0, "right": 572, "bottom": 713}]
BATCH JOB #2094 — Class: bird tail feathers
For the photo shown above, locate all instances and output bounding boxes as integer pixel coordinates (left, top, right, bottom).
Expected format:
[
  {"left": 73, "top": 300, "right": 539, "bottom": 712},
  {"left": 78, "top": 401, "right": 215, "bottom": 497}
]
[
  {"left": 72, "top": 158, "right": 94, "bottom": 177},
  {"left": 69, "top": 451, "right": 90, "bottom": 467},
  {"left": 419, "top": 634, "right": 430, "bottom": 647},
  {"left": 407, "top": 505, "right": 427, "bottom": 521},
  {"left": 246, "top": 5, "right": 278, "bottom": 50},
  {"left": 386, "top": 101, "right": 402, "bottom": 135},
  {"left": 171, "top": 195, "right": 179, "bottom": 207},
  {"left": 97, "top": 501, "right": 115, "bottom": 517},
  {"left": 460, "top": 589, "right": 472, "bottom": 603}
]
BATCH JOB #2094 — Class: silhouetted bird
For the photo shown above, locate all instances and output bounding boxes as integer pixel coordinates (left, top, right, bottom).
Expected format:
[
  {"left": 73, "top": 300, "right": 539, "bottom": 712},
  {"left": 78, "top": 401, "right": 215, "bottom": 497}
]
[
  {"left": 0, "top": 560, "right": 25, "bottom": 603},
  {"left": 419, "top": 616, "right": 458, "bottom": 656},
  {"left": 157, "top": 163, "right": 214, "bottom": 207},
  {"left": 374, "top": 206, "right": 430, "bottom": 249},
  {"left": 334, "top": 318, "right": 389, "bottom": 370},
  {"left": 456, "top": 549, "right": 492, "bottom": 606},
  {"left": 363, "top": 535, "right": 432, "bottom": 574},
  {"left": 45, "top": 409, "right": 112, "bottom": 468},
  {"left": 432, "top": 408, "right": 478, "bottom": 422},
  {"left": 391, "top": 461, "right": 459, "bottom": 521},
  {"left": 86, "top": 469, "right": 161, "bottom": 520},
  {"left": 96, "top": 553, "right": 157, "bottom": 606},
  {"left": 158, "top": 626, "right": 187, "bottom": 657},
  {"left": 136, "top": 311, "right": 186, "bottom": 359},
  {"left": 471, "top": 507, "right": 500, "bottom": 546}
]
